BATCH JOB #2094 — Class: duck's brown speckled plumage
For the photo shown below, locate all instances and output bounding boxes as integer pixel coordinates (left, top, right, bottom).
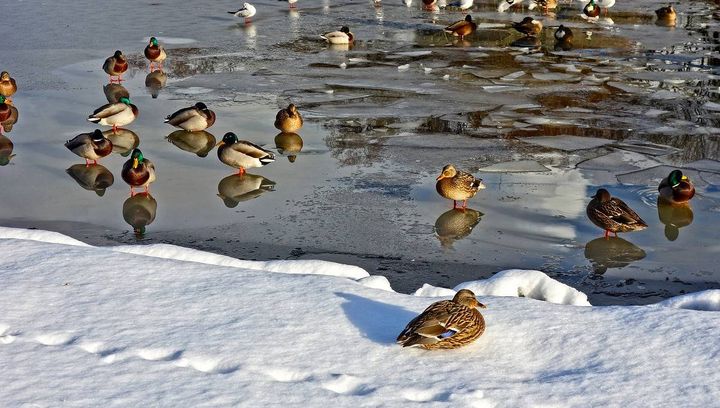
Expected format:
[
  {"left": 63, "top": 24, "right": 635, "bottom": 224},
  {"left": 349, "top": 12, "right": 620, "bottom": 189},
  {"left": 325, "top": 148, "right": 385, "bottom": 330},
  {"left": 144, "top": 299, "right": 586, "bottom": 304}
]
[
  {"left": 444, "top": 15, "right": 477, "bottom": 39},
  {"left": 0, "top": 72, "right": 17, "bottom": 98},
  {"left": 655, "top": 4, "right": 676, "bottom": 20},
  {"left": 397, "top": 289, "right": 486, "bottom": 350},
  {"left": 274, "top": 103, "right": 304, "bottom": 133},
  {"left": 586, "top": 189, "right": 647, "bottom": 235},
  {"left": 436, "top": 164, "right": 485, "bottom": 207},
  {"left": 512, "top": 17, "right": 543, "bottom": 37}
]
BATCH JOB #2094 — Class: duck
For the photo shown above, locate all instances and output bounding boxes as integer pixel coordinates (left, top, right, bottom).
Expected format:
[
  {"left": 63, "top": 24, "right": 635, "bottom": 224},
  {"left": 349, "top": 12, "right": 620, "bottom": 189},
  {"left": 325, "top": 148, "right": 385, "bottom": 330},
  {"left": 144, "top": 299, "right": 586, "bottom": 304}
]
[
  {"left": 144, "top": 37, "right": 167, "bottom": 71},
  {"left": 274, "top": 132, "right": 303, "bottom": 162},
  {"left": 436, "top": 164, "right": 486, "bottom": 209},
  {"left": 595, "top": 0, "right": 614, "bottom": 15},
  {"left": 103, "top": 50, "right": 129, "bottom": 83},
  {"left": 88, "top": 97, "right": 138, "bottom": 133},
  {"left": 103, "top": 83, "right": 130, "bottom": 104},
  {"left": 217, "top": 173, "right": 276, "bottom": 208},
  {"left": 0, "top": 133, "right": 14, "bottom": 166},
  {"left": 279, "top": 0, "right": 298, "bottom": 9},
  {"left": 586, "top": 188, "right": 647, "bottom": 238},
  {"left": 554, "top": 25, "right": 574, "bottom": 43},
  {"left": 228, "top": 3, "right": 256, "bottom": 24},
  {"left": 165, "top": 102, "right": 216, "bottom": 132},
  {"left": 217, "top": 132, "right": 275, "bottom": 175},
  {"left": 397, "top": 289, "right": 486, "bottom": 350},
  {"left": 104, "top": 128, "right": 139, "bottom": 156},
  {"left": 434, "top": 208, "right": 483, "bottom": 249},
  {"left": 444, "top": 15, "right": 477, "bottom": 41},
  {"left": 532, "top": 0, "right": 557, "bottom": 12},
  {"left": 512, "top": 17, "right": 543, "bottom": 37},
  {"left": 0, "top": 71, "right": 17, "bottom": 101},
  {"left": 122, "top": 148, "right": 156, "bottom": 196},
  {"left": 145, "top": 69, "right": 167, "bottom": 99},
  {"left": 123, "top": 193, "right": 157, "bottom": 238},
  {"left": 321, "top": 26, "right": 354, "bottom": 45},
  {"left": 0, "top": 95, "right": 18, "bottom": 133},
  {"left": 445, "top": 0, "right": 474, "bottom": 11},
  {"left": 66, "top": 163, "right": 115, "bottom": 196},
  {"left": 655, "top": 4, "right": 676, "bottom": 21},
  {"left": 582, "top": 0, "right": 600, "bottom": 18},
  {"left": 423, "top": 0, "right": 436, "bottom": 9},
  {"left": 64, "top": 129, "right": 114, "bottom": 165},
  {"left": 274, "top": 103, "right": 304, "bottom": 133},
  {"left": 658, "top": 169, "right": 695, "bottom": 204}
]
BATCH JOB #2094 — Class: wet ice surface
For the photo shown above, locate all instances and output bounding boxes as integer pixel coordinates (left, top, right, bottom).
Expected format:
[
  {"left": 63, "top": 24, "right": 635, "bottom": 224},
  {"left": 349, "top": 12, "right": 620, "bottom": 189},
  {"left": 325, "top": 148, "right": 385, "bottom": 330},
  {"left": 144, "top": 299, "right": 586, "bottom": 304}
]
[{"left": 0, "top": 0, "right": 719, "bottom": 305}]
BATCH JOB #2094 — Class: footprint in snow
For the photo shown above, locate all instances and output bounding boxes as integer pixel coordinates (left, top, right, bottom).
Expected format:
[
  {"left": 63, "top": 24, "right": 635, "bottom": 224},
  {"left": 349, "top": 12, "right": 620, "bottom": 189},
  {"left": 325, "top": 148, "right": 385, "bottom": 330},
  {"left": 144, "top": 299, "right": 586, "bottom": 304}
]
[
  {"left": 320, "top": 374, "right": 374, "bottom": 396},
  {"left": 34, "top": 332, "right": 78, "bottom": 346},
  {"left": 174, "top": 355, "right": 240, "bottom": 374},
  {"left": 136, "top": 348, "right": 184, "bottom": 362},
  {"left": 401, "top": 388, "right": 450, "bottom": 402},
  {"left": 0, "top": 324, "right": 18, "bottom": 344},
  {"left": 259, "top": 367, "right": 312, "bottom": 383}
]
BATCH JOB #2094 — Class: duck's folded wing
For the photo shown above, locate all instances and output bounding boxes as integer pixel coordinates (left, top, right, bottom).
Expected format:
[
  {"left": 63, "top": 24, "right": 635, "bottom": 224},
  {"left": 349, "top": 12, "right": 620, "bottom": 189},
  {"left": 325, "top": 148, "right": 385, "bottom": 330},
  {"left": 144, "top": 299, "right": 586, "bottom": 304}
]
[
  {"left": 165, "top": 107, "right": 198, "bottom": 125},
  {"left": 234, "top": 141, "right": 274, "bottom": 158},
  {"left": 445, "top": 20, "right": 467, "bottom": 31},
  {"left": 610, "top": 198, "right": 647, "bottom": 226},
  {"left": 91, "top": 103, "right": 125, "bottom": 118}
]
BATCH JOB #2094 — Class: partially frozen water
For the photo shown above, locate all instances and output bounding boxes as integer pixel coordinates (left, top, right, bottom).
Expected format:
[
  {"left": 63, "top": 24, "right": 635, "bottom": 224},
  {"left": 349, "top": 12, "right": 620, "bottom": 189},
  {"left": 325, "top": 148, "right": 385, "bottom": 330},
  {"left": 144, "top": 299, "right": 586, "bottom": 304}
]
[{"left": 1, "top": 0, "right": 718, "bottom": 304}]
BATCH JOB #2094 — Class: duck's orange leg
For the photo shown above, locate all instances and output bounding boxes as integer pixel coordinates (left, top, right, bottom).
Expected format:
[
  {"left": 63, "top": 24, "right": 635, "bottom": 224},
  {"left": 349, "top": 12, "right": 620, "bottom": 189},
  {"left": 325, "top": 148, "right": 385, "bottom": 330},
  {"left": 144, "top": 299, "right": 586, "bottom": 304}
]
[
  {"left": 130, "top": 187, "right": 136, "bottom": 197},
  {"left": 112, "top": 125, "right": 118, "bottom": 134},
  {"left": 144, "top": 185, "right": 150, "bottom": 195},
  {"left": 237, "top": 167, "right": 246, "bottom": 176},
  {"left": 604, "top": 230, "right": 610, "bottom": 239}
]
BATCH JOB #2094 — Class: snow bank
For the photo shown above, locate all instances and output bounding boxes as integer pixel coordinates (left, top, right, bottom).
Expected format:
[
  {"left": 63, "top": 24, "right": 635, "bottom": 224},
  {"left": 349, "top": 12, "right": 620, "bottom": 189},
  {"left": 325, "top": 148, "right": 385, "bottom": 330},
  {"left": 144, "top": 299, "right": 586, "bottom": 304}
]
[
  {"left": 113, "top": 244, "right": 369, "bottom": 280},
  {"left": 656, "top": 290, "right": 720, "bottom": 312},
  {"left": 1, "top": 234, "right": 720, "bottom": 406},
  {"left": 0, "top": 226, "right": 90, "bottom": 247},
  {"left": 415, "top": 270, "right": 591, "bottom": 306}
]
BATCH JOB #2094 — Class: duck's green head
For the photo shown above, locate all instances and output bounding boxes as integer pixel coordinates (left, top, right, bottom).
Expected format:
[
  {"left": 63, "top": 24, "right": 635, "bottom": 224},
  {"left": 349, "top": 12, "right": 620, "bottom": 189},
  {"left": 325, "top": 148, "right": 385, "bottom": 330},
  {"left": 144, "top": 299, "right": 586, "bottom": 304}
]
[
  {"left": 668, "top": 170, "right": 688, "bottom": 188},
  {"left": 150, "top": 37, "right": 159, "bottom": 46},
  {"left": 130, "top": 148, "right": 144, "bottom": 169},
  {"left": 217, "top": 132, "right": 238, "bottom": 147},
  {"left": 119, "top": 97, "right": 132, "bottom": 105},
  {"left": 0, "top": 95, "right": 5, "bottom": 104},
  {"left": 0, "top": 154, "right": 14, "bottom": 166},
  {"left": 114, "top": 50, "right": 124, "bottom": 58}
]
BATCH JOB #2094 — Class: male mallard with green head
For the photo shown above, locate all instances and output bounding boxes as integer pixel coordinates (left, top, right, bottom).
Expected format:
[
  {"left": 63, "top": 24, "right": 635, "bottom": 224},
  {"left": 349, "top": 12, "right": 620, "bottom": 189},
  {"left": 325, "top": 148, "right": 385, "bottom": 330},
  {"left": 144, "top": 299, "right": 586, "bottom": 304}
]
[
  {"left": 658, "top": 169, "right": 694, "bottom": 204},
  {"left": 0, "top": 96, "right": 13, "bottom": 133},
  {"left": 587, "top": 188, "right": 647, "bottom": 239},
  {"left": 88, "top": 97, "right": 138, "bottom": 133},
  {"left": 64, "top": 129, "right": 113, "bottom": 166},
  {"left": 165, "top": 102, "right": 216, "bottom": 132},
  {"left": 217, "top": 132, "right": 275, "bottom": 175},
  {"left": 122, "top": 148, "right": 156, "bottom": 196},
  {"left": 583, "top": 0, "right": 600, "bottom": 18},
  {"left": 397, "top": 289, "right": 486, "bottom": 350},
  {"left": 144, "top": 37, "right": 167, "bottom": 71},
  {"left": 274, "top": 103, "right": 304, "bottom": 133},
  {"left": 436, "top": 164, "right": 486, "bottom": 209},
  {"left": 103, "top": 50, "right": 129, "bottom": 83},
  {"left": 0, "top": 71, "right": 17, "bottom": 101}
]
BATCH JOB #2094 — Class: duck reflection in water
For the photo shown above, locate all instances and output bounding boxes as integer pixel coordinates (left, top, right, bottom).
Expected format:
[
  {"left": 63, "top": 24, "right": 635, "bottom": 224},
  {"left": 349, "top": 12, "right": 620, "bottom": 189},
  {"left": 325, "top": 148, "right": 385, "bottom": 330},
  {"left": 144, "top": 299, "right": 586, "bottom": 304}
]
[
  {"left": 217, "top": 173, "right": 276, "bottom": 208},
  {"left": 104, "top": 128, "right": 139, "bottom": 157},
  {"left": 0, "top": 98, "right": 19, "bottom": 133},
  {"left": 66, "top": 163, "right": 114, "bottom": 196},
  {"left": 166, "top": 130, "right": 216, "bottom": 157},
  {"left": 510, "top": 36, "right": 541, "bottom": 49},
  {"left": 274, "top": 132, "right": 303, "bottom": 163},
  {"left": 123, "top": 193, "right": 157, "bottom": 238},
  {"left": 0, "top": 133, "right": 15, "bottom": 165},
  {"left": 584, "top": 237, "right": 646, "bottom": 275},
  {"left": 103, "top": 83, "right": 130, "bottom": 104},
  {"left": 434, "top": 208, "right": 483, "bottom": 250},
  {"left": 657, "top": 196, "right": 693, "bottom": 242},
  {"left": 145, "top": 70, "right": 167, "bottom": 99}
]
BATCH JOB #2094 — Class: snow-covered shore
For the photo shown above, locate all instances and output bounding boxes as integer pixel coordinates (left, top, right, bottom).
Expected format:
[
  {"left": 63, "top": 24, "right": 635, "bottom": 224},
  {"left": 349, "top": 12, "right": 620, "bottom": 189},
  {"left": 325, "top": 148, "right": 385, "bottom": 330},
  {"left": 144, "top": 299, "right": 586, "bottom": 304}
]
[{"left": 1, "top": 227, "right": 718, "bottom": 407}]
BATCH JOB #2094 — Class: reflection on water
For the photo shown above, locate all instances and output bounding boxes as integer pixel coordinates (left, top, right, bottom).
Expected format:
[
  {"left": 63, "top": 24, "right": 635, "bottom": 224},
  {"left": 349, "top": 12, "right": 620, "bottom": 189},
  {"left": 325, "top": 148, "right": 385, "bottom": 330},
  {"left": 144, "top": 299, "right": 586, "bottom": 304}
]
[
  {"left": 217, "top": 173, "right": 276, "bottom": 208},
  {"left": 103, "top": 83, "right": 130, "bottom": 104},
  {"left": 166, "top": 130, "right": 216, "bottom": 157},
  {"left": 0, "top": 103, "right": 19, "bottom": 133},
  {"left": 65, "top": 163, "right": 114, "bottom": 196},
  {"left": 274, "top": 132, "right": 303, "bottom": 163},
  {"left": 145, "top": 70, "right": 167, "bottom": 99},
  {"left": 584, "top": 237, "right": 647, "bottom": 275},
  {"left": 434, "top": 208, "right": 483, "bottom": 250},
  {"left": 657, "top": 196, "right": 694, "bottom": 242},
  {"left": 104, "top": 128, "right": 139, "bottom": 157},
  {"left": 123, "top": 193, "right": 157, "bottom": 238},
  {"left": 0, "top": 133, "right": 14, "bottom": 165},
  {"left": 510, "top": 37, "right": 541, "bottom": 48}
]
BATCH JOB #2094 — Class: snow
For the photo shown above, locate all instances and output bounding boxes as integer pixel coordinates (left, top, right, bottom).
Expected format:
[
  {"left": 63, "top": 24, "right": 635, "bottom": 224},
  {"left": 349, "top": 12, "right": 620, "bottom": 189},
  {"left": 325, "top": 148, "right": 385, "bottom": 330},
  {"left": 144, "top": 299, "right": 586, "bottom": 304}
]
[
  {"left": 656, "top": 290, "right": 720, "bottom": 312},
  {"left": 1, "top": 228, "right": 720, "bottom": 406}
]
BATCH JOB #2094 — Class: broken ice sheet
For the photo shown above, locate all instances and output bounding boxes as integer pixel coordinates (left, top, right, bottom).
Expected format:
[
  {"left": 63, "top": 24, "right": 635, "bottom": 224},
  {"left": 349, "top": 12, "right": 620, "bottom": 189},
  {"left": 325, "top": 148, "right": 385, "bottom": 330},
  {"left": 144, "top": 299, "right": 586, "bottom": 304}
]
[
  {"left": 611, "top": 140, "right": 680, "bottom": 157},
  {"left": 501, "top": 71, "right": 526, "bottom": 81},
  {"left": 478, "top": 160, "right": 551, "bottom": 173},
  {"left": 606, "top": 82, "right": 649, "bottom": 94},
  {"left": 531, "top": 73, "right": 582, "bottom": 82},
  {"left": 517, "top": 135, "right": 613, "bottom": 152},
  {"left": 617, "top": 165, "right": 707, "bottom": 188},
  {"left": 578, "top": 150, "right": 661, "bottom": 173}
]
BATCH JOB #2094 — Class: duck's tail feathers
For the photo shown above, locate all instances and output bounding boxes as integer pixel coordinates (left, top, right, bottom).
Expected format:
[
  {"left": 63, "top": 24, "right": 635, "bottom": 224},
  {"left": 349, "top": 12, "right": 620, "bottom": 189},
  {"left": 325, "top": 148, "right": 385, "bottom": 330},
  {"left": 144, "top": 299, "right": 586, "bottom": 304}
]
[
  {"left": 260, "top": 155, "right": 276, "bottom": 165},
  {"left": 88, "top": 117, "right": 100, "bottom": 123}
]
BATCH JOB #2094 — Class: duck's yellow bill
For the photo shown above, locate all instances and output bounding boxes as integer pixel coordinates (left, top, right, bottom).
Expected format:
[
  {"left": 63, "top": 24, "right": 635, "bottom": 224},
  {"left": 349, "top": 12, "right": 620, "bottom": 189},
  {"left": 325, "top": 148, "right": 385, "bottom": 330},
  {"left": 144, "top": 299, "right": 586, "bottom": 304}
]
[
  {"left": 132, "top": 158, "right": 138, "bottom": 169},
  {"left": 681, "top": 175, "right": 688, "bottom": 181}
]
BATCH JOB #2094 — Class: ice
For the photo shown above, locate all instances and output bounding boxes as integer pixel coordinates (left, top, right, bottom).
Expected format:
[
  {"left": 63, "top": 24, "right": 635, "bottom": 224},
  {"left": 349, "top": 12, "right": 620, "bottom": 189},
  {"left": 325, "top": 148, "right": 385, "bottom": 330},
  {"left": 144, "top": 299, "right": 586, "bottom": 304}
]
[
  {"left": 479, "top": 160, "right": 550, "bottom": 173},
  {"left": 611, "top": 140, "right": 680, "bottom": 156},
  {"left": 517, "top": 135, "right": 613, "bottom": 152},
  {"left": 531, "top": 73, "right": 582, "bottom": 82},
  {"left": 605, "top": 81, "right": 649, "bottom": 94},
  {"left": 617, "top": 165, "right": 706, "bottom": 188},
  {"left": 704, "top": 102, "right": 720, "bottom": 112},
  {"left": 500, "top": 71, "right": 526, "bottom": 81},
  {"left": 578, "top": 150, "right": 661, "bottom": 173},
  {"left": 656, "top": 290, "right": 720, "bottom": 312},
  {"left": 141, "top": 36, "right": 197, "bottom": 45},
  {"left": 173, "top": 87, "right": 214, "bottom": 95}
]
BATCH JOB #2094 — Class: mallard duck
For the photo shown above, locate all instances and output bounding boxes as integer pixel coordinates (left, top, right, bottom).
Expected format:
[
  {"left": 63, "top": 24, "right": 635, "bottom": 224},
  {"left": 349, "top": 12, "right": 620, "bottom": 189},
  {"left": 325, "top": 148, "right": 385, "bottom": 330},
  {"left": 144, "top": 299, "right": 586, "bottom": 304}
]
[
  {"left": 122, "top": 148, "right": 156, "bottom": 196},
  {"left": 165, "top": 102, "right": 216, "bottom": 132},
  {"left": 554, "top": 25, "right": 574, "bottom": 42},
  {"left": 445, "top": 15, "right": 477, "bottom": 40},
  {"left": 144, "top": 37, "right": 167, "bottom": 71},
  {"left": 423, "top": 0, "right": 436, "bottom": 9},
  {"left": 274, "top": 103, "right": 303, "bottom": 133},
  {"left": 274, "top": 132, "right": 303, "bottom": 162},
  {"left": 66, "top": 163, "right": 115, "bottom": 196},
  {"left": 657, "top": 196, "right": 693, "bottom": 242},
  {"left": 321, "top": 26, "right": 354, "bottom": 45},
  {"left": 123, "top": 193, "right": 157, "bottom": 238},
  {"left": 532, "top": 0, "right": 557, "bottom": 12},
  {"left": 582, "top": 0, "right": 600, "bottom": 18},
  {"left": 595, "top": 0, "right": 614, "bottom": 15},
  {"left": 228, "top": 3, "right": 256, "bottom": 24},
  {"left": 446, "top": 0, "right": 474, "bottom": 11},
  {"left": 88, "top": 97, "right": 138, "bottom": 133},
  {"left": 166, "top": 130, "right": 216, "bottom": 157},
  {"left": 436, "top": 164, "right": 486, "bottom": 209},
  {"left": 0, "top": 133, "right": 14, "bottom": 166},
  {"left": 104, "top": 128, "right": 139, "bottom": 156},
  {"left": 217, "top": 132, "right": 275, "bottom": 175},
  {"left": 658, "top": 169, "right": 695, "bottom": 204},
  {"left": 103, "top": 50, "right": 128, "bottom": 83},
  {"left": 586, "top": 188, "right": 647, "bottom": 238},
  {"left": 512, "top": 17, "right": 543, "bottom": 37},
  {"left": 145, "top": 70, "right": 167, "bottom": 99},
  {"left": 103, "top": 83, "right": 130, "bottom": 104},
  {"left": 0, "top": 95, "right": 18, "bottom": 133},
  {"left": 397, "top": 289, "right": 486, "bottom": 350},
  {"left": 0, "top": 71, "right": 17, "bottom": 101},
  {"left": 655, "top": 4, "right": 676, "bottom": 20},
  {"left": 434, "top": 208, "right": 483, "bottom": 249},
  {"left": 217, "top": 173, "right": 276, "bottom": 208},
  {"left": 64, "top": 129, "right": 113, "bottom": 165}
]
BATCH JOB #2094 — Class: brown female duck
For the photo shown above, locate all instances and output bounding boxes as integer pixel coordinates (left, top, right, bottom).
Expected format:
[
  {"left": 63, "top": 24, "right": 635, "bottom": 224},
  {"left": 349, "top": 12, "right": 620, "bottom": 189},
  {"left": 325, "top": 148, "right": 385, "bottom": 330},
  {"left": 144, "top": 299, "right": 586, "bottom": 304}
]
[
  {"left": 397, "top": 289, "right": 486, "bottom": 350},
  {"left": 0, "top": 71, "right": 17, "bottom": 101},
  {"left": 436, "top": 164, "right": 486, "bottom": 209},
  {"left": 444, "top": 15, "right": 477, "bottom": 41},
  {"left": 512, "top": 17, "right": 543, "bottom": 37},
  {"left": 586, "top": 188, "right": 647, "bottom": 238},
  {"left": 274, "top": 103, "right": 304, "bottom": 133}
]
